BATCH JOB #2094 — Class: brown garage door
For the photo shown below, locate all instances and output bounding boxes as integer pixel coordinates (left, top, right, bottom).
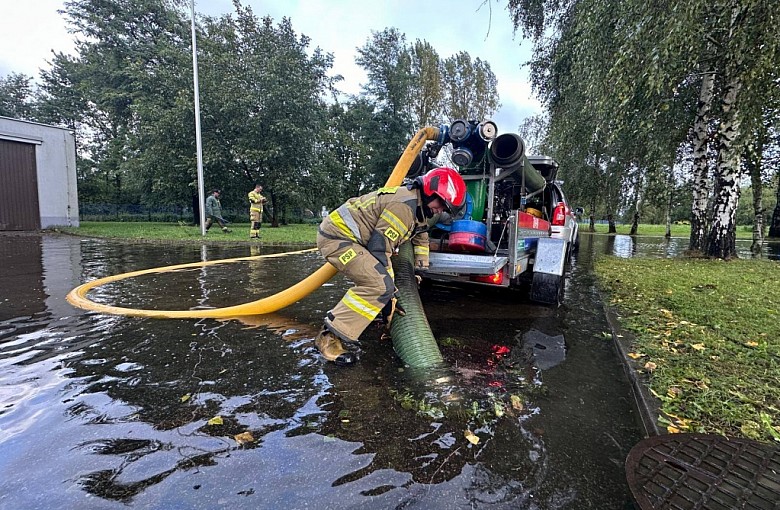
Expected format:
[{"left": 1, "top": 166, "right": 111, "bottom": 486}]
[{"left": 0, "top": 139, "right": 40, "bottom": 230}]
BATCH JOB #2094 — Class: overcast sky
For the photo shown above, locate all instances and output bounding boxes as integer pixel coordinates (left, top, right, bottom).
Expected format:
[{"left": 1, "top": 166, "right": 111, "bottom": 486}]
[{"left": 0, "top": 0, "right": 542, "bottom": 131}]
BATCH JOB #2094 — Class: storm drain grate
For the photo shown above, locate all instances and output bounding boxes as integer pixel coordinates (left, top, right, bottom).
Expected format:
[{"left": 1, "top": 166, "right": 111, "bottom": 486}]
[{"left": 626, "top": 433, "right": 780, "bottom": 509}]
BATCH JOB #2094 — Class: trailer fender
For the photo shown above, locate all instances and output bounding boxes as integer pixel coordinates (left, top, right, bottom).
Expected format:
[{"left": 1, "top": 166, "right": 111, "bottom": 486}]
[{"left": 533, "top": 238, "right": 567, "bottom": 276}]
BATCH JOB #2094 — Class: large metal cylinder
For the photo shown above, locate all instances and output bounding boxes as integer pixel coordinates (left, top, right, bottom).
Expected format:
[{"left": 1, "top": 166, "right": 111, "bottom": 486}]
[{"left": 489, "top": 133, "right": 546, "bottom": 193}]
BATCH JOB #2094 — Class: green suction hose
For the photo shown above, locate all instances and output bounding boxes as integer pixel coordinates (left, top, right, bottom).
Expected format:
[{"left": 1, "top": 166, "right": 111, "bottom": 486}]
[{"left": 389, "top": 242, "right": 444, "bottom": 368}]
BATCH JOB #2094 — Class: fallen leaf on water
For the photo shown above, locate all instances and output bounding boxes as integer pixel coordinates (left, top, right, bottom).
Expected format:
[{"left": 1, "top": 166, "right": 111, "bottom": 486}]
[
  {"left": 207, "top": 416, "right": 223, "bottom": 426},
  {"left": 464, "top": 430, "right": 480, "bottom": 445},
  {"left": 644, "top": 361, "right": 657, "bottom": 372},
  {"left": 510, "top": 395, "right": 524, "bottom": 411},
  {"left": 180, "top": 393, "right": 191, "bottom": 403},
  {"left": 627, "top": 352, "right": 645, "bottom": 359},
  {"left": 234, "top": 431, "right": 254, "bottom": 445}
]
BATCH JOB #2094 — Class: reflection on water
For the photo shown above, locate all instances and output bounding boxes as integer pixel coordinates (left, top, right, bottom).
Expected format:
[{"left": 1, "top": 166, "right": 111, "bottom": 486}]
[
  {"left": 0, "top": 234, "right": 645, "bottom": 509},
  {"left": 594, "top": 232, "right": 780, "bottom": 260}
]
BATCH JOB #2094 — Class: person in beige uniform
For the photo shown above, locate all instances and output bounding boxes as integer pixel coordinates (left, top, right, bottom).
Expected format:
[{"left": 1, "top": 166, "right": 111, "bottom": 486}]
[
  {"left": 315, "top": 167, "right": 467, "bottom": 366},
  {"left": 248, "top": 184, "right": 267, "bottom": 238}
]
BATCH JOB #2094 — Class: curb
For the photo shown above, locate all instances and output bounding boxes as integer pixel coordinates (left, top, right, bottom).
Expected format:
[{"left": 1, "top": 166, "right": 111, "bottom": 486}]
[{"left": 601, "top": 301, "right": 661, "bottom": 438}]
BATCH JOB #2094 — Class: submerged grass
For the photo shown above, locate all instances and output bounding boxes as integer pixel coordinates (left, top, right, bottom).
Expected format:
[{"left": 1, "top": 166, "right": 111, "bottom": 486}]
[
  {"left": 56, "top": 221, "right": 318, "bottom": 245},
  {"left": 594, "top": 256, "right": 780, "bottom": 442}
]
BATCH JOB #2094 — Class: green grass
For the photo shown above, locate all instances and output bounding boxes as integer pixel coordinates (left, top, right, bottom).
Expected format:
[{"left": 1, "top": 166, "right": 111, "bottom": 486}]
[
  {"left": 582, "top": 222, "right": 760, "bottom": 239},
  {"left": 594, "top": 256, "right": 780, "bottom": 442},
  {"left": 57, "top": 221, "right": 318, "bottom": 245}
]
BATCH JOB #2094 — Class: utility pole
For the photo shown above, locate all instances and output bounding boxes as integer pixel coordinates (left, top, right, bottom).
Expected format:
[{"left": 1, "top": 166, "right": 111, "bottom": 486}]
[{"left": 190, "top": 0, "right": 206, "bottom": 235}]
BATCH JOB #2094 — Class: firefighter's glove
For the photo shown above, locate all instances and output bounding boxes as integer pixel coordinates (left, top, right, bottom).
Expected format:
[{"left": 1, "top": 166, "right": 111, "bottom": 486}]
[{"left": 380, "top": 291, "right": 405, "bottom": 326}]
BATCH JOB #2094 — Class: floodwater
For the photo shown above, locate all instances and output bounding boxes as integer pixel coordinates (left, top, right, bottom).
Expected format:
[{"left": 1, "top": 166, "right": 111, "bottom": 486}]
[{"left": 1, "top": 232, "right": 772, "bottom": 509}]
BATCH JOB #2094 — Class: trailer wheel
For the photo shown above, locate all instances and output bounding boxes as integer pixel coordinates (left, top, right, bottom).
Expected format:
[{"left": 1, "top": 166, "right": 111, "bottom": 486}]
[{"left": 530, "top": 272, "right": 563, "bottom": 305}]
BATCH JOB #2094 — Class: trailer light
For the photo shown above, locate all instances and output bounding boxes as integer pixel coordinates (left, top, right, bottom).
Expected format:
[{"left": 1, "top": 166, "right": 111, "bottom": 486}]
[{"left": 471, "top": 271, "right": 504, "bottom": 285}]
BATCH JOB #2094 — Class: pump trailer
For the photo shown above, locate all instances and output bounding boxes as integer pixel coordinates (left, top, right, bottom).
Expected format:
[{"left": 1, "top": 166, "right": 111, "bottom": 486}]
[{"left": 414, "top": 120, "right": 580, "bottom": 305}]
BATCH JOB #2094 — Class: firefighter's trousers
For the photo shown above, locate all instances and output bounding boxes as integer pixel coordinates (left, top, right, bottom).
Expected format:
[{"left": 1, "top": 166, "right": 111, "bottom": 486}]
[
  {"left": 317, "top": 232, "right": 395, "bottom": 343},
  {"left": 249, "top": 210, "right": 261, "bottom": 237}
]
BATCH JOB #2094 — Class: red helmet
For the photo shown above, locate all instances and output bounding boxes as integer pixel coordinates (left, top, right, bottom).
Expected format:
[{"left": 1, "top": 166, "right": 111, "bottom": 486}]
[{"left": 420, "top": 167, "right": 467, "bottom": 214}]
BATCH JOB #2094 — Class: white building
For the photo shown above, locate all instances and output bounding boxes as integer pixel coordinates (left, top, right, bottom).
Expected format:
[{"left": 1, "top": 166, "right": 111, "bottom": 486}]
[{"left": 0, "top": 116, "right": 79, "bottom": 230}]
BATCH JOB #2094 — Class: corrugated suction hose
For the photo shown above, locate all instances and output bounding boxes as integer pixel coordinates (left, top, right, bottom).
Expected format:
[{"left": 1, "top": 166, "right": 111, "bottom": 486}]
[{"left": 389, "top": 242, "right": 444, "bottom": 367}]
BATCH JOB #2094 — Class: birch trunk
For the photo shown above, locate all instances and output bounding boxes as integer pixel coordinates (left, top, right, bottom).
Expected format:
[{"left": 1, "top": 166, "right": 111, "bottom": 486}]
[
  {"left": 706, "top": 71, "right": 743, "bottom": 259},
  {"left": 689, "top": 71, "right": 715, "bottom": 252}
]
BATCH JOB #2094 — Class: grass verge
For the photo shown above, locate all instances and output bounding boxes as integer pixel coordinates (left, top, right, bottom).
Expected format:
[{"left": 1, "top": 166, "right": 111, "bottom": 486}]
[
  {"left": 584, "top": 223, "right": 760, "bottom": 239},
  {"left": 56, "top": 221, "right": 318, "bottom": 244},
  {"left": 594, "top": 256, "right": 780, "bottom": 442}
]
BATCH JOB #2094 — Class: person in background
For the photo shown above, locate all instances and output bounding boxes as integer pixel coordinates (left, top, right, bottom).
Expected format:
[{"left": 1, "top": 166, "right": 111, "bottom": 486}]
[
  {"left": 248, "top": 184, "right": 267, "bottom": 239},
  {"left": 205, "top": 189, "right": 231, "bottom": 233},
  {"left": 314, "top": 167, "right": 467, "bottom": 366}
]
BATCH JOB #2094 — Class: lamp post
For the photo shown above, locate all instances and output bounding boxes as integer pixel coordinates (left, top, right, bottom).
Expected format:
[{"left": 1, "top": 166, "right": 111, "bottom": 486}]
[{"left": 190, "top": 0, "right": 206, "bottom": 235}]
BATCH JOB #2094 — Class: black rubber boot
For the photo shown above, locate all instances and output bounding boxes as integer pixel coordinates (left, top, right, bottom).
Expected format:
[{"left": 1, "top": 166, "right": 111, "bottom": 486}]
[{"left": 314, "top": 329, "right": 357, "bottom": 366}]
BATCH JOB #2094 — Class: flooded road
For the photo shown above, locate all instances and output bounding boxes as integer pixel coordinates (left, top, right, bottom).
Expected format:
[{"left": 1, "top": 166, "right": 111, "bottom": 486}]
[{"left": 1, "top": 232, "right": 771, "bottom": 508}]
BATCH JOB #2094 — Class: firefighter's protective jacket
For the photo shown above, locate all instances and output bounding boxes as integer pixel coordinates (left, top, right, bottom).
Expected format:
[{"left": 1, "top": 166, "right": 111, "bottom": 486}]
[
  {"left": 320, "top": 185, "right": 430, "bottom": 270},
  {"left": 248, "top": 190, "right": 265, "bottom": 214}
]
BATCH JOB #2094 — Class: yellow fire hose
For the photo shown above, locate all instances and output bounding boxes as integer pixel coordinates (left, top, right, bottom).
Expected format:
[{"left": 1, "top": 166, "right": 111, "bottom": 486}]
[{"left": 67, "top": 127, "right": 441, "bottom": 318}]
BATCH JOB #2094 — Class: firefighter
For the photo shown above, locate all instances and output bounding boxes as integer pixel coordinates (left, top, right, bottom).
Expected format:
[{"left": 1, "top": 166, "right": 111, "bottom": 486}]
[
  {"left": 315, "top": 167, "right": 467, "bottom": 366},
  {"left": 248, "top": 184, "right": 267, "bottom": 238}
]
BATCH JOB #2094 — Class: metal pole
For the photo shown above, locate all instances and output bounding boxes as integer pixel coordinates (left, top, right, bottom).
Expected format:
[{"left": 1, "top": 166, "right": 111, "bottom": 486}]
[{"left": 191, "top": 0, "right": 206, "bottom": 236}]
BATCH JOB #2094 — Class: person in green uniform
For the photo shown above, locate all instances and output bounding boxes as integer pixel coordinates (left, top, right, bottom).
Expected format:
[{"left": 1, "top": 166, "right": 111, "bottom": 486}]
[{"left": 205, "top": 189, "right": 231, "bottom": 233}]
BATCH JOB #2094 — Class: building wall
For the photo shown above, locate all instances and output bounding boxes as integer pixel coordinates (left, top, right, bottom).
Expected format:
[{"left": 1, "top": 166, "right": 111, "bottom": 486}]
[{"left": 0, "top": 116, "right": 79, "bottom": 228}]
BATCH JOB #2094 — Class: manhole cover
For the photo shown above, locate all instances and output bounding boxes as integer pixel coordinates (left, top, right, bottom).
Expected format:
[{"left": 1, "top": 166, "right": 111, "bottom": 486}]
[{"left": 626, "top": 433, "right": 780, "bottom": 509}]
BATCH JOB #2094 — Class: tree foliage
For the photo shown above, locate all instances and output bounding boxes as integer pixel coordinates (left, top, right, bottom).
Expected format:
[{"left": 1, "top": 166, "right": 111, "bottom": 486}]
[{"left": 0, "top": 73, "right": 38, "bottom": 119}]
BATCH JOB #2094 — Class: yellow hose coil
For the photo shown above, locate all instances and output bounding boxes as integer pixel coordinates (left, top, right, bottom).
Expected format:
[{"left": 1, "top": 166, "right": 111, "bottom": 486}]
[{"left": 67, "top": 126, "right": 441, "bottom": 318}]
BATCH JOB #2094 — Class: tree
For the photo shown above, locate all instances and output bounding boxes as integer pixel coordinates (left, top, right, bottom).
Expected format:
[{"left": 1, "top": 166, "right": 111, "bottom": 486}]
[
  {"left": 408, "top": 40, "right": 444, "bottom": 127},
  {"left": 39, "top": 0, "right": 192, "bottom": 205},
  {"left": 355, "top": 28, "right": 414, "bottom": 187},
  {"left": 198, "top": 5, "right": 334, "bottom": 226},
  {"left": 0, "top": 73, "right": 37, "bottom": 119},
  {"left": 441, "top": 52, "right": 500, "bottom": 122}
]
